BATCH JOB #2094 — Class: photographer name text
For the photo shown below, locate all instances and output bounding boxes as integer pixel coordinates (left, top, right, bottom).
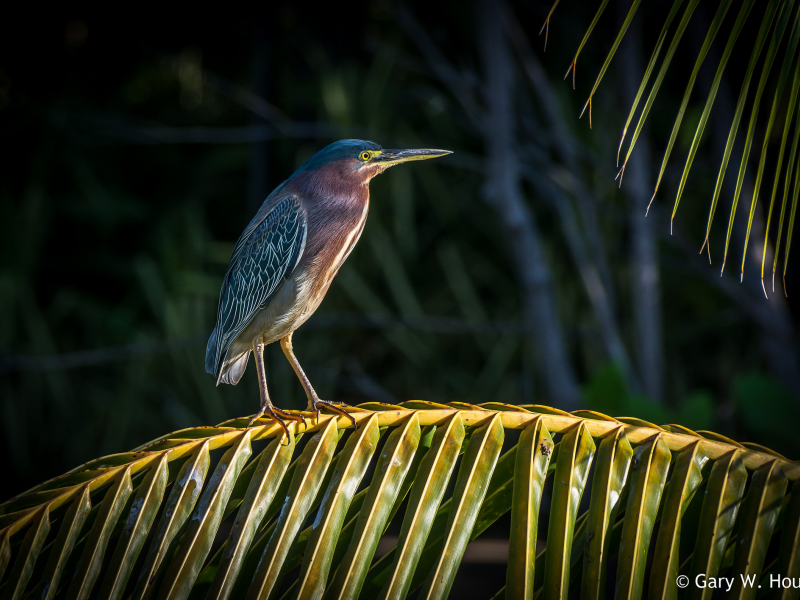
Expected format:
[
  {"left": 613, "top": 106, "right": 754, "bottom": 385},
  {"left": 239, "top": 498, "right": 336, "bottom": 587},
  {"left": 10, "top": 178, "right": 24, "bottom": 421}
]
[{"left": 675, "top": 574, "right": 800, "bottom": 591}]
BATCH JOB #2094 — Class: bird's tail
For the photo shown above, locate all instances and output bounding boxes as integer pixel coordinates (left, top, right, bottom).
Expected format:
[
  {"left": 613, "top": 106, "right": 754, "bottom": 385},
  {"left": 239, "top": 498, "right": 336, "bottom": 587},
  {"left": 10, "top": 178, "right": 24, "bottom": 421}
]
[
  {"left": 218, "top": 351, "right": 250, "bottom": 386},
  {"left": 207, "top": 327, "right": 250, "bottom": 385}
]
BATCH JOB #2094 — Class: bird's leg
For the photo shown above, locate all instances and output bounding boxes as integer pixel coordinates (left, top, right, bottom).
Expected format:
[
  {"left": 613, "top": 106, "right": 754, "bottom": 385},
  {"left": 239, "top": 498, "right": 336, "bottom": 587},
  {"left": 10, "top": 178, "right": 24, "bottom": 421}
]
[
  {"left": 249, "top": 339, "right": 306, "bottom": 439},
  {"left": 280, "top": 333, "right": 357, "bottom": 429}
]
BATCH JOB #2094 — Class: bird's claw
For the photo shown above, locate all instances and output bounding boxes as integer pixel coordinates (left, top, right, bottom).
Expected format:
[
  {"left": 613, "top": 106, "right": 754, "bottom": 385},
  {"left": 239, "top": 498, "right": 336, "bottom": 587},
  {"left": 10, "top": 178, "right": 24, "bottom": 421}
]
[
  {"left": 245, "top": 409, "right": 267, "bottom": 430},
  {"left": 274, "top": 409, "right": 307, "bottom": 431},
  {"left": 310, "top": 398, "right": 357, "bottom": 430},
  {"left": 246, "top": 406, "right": 305, "bottom": 444}
]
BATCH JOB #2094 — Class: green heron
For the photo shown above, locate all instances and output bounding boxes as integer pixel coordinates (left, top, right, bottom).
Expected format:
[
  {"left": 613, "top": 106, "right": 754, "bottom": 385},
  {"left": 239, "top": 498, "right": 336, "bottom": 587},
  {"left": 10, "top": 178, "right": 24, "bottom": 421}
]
[{"left": 206, "top": 139, "right": 451, "bottom": 436}]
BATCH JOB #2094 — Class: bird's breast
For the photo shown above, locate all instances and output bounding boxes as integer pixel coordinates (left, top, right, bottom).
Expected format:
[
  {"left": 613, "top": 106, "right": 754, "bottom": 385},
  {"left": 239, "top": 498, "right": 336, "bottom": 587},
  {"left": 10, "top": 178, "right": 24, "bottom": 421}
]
[
  {"left": 241, "top": 188, "right": 371, "bottom": 345},
  {"left": 307, "top": 197, "right": 370, "bottom": 292},
  {"left": 256, "top": 199, "right": 367, "bottom": 341}
]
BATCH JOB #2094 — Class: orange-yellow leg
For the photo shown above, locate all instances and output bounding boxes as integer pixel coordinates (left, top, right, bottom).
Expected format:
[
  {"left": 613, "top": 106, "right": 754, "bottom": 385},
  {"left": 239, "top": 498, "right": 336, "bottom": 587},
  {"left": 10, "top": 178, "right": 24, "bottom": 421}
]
[
  {"left": 248, "top": 339, "right": 306, "bottom": 440},
  {"left": 280, "top": 333, "right": 357, "bottom": 429}
]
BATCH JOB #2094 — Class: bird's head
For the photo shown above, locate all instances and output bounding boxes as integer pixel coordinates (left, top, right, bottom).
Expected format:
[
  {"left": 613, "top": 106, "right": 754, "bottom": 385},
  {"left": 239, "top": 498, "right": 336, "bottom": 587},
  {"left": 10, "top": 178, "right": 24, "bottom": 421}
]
[{"left": 293, "top": 139, "right": 451, "bottom": 186}]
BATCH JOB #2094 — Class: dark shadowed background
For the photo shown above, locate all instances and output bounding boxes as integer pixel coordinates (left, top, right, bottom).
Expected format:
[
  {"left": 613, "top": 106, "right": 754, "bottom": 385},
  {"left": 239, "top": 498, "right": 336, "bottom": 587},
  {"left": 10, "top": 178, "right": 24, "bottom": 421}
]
[{"left": 2, "top": 0, "right": 799, "bottom": 525}]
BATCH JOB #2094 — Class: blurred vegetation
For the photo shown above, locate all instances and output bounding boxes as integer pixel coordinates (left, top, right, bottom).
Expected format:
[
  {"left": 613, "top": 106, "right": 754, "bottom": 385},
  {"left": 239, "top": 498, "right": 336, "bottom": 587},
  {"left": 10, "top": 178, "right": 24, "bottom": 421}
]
[{"left": 2, "top": 0, "right": 800, "bottom": 499}]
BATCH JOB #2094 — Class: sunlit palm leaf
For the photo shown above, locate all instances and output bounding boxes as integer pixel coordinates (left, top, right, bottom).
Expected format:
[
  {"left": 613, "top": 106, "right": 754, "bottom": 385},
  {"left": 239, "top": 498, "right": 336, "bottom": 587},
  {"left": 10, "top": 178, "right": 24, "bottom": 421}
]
[
  {"left": 564, "top": 0, "right": 611, "bottom": 88},
  {"left": 785, "top": 157, "right": 800, "bottom": 282},
  {"left": 768, "top": 61, "right": 800, "bottom": 291},
  {"left": 161, "top": 432, "right": 254, "bottom": 600},
  {"left": 540, "top": 0, "right": 564, "bottom": 50},
  {"left": 37, "top": 486, "right": 92, "bottom": 600},
  {"left": 417, "top": 414, "right": 504, "bottom": 599},
  {"left": 647, "top": 441, "right": 706, "bottom": 599},
  {"left": 748, "top": 7, "right": 800, "bottom": 293},
  {"left": 652, "top": 0, "right": 735, "bottom": 213},
  {"left": 98, "top": 454, "right": 169, "bottom": 600},
  {"left": 205, "top": 434, "right": 295, "bottom": 600},
  {"left": 293, "top": 416, "right": 380, "bottom": 599},
  {"left": 724, "top": 0, "right": 794, "bottom": 277},
  {"left": 687, "top": 449, "right": 747, "bottom": 598},
  {"left": 377, "top": 412, "right": 464, "bottom": 599},
  {"left": 548, "top": 0, "right": 800, "bottom": 287},
  {"left": 579, "top": 0, "right": 643, "bottom": 127},
  {"left": 616, "top": 0, "right": 686, "bottom": 166},
  {"left": 730, "top": 460, "right": 787, "bottom": 597},
  {"left": 506, "top": 416, "right": 552, "bottom": 598},
  {"left": 543, "top": 421, "right": 595, "bottom": 598},
  {"left": 779, "top": 481, "right": 800, "bottom": 597},
  {"left": 581, "top": 424, "right": 631, "bottom": 600},
  {"left": 1, "top": 405, "right": 800, "bottom": 600},
  {"left": 701, "top": 0, "right": 781, "bottom": 265},
  {"left": 325, "top": 414, "right": 421, "bottom": 599},
  {"left": 674, "top": 0, "right": 757, "bottom": 235},
  {"left": 617, "top": 0, "right": 700, "bottom": 184},
  {"left": 134, "top": 440, "right": 211, "bottom": 600},
  {"left": 247, "top": 419, "right": 337, "bottom": 600},
  {"left": 66, "top": 465, "right": 134, "bottom": 600},
  {"left": 3, "top": 506, "right": 49, "bottom": 600},
  {"left": 615, "top": 435, "right": 671, "bottom": 599}
]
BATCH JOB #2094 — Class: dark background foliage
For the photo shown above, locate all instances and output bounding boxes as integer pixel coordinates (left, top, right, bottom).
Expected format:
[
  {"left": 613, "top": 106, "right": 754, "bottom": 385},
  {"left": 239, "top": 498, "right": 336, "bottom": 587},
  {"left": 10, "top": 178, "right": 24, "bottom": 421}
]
[{"left": 2, "top": 0, "right": 799, "bottom": 508}]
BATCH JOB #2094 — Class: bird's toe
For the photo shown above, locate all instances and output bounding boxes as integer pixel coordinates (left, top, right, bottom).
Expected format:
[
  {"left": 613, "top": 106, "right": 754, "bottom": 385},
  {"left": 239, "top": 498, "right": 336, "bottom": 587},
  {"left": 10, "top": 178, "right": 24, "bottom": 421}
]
[
  {"left": 273, "top": 407, "right": 307, "bottom": 431},
  {"left": 312, "top": 398, "right": 357, "bottom": 430},
  {"left": 246, "top": 409, "right": 266, "bottom": 429}
]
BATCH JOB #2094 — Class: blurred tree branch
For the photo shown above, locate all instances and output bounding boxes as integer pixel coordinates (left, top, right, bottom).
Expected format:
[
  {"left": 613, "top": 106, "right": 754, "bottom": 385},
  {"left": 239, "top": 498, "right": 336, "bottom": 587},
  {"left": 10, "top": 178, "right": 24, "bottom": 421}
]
[
  {"left": 477, "top": 0, "right": 580, "bottom": 408},
  {"left": 0, "top": 313, "right": 539, "bottom": 374},
  {"left": 618, "top": 2, "right": 664, "bottom": 403},
  {"left": 508, "top": 8, "right": 641, "bottom": 396},
  {"left": 52, "top": 109, "right": 361, "bottom": 144}
]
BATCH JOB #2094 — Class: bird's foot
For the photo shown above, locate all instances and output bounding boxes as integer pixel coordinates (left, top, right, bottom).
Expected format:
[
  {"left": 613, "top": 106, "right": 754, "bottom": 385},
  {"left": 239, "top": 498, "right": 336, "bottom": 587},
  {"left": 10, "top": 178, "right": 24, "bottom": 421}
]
[
  {"left": 308, "top": 397, "right": 357, "bottom": 430},
  {"left": 246, "top": 405, "right": 306, "bottom": 442},
  {"left": 273, "top": 407, "right": 307, "bottom": 430}
]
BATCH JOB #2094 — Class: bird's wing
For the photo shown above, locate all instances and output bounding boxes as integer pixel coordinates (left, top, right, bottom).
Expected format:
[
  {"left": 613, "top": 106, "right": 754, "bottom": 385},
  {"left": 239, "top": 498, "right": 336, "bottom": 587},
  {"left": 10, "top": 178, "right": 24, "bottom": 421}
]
[
  {"left": 228, "top": 179, "right": 290, "bottom": 265},
  {"left": 205, "top": 193, "right": 307, "bottom": 379}
]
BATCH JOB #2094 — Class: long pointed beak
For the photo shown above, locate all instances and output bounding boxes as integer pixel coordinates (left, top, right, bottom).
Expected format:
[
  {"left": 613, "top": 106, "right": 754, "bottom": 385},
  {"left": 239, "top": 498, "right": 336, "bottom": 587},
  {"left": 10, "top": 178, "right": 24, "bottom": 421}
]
[{"left": 374, "top": 148, "right": 452, "bottom": 166}]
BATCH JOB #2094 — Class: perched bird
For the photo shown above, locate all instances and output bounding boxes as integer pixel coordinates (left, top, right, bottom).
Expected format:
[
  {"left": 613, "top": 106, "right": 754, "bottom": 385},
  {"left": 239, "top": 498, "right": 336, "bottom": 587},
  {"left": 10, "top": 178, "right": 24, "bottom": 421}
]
[{"left": 206, "top": 139, "right": 451, "bottom": 436}]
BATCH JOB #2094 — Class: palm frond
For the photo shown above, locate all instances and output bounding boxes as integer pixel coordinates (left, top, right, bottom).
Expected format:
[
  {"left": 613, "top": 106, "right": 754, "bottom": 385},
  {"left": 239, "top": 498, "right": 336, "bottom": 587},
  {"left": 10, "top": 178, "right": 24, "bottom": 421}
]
[
  {"left": 654, "top": 0, "right": 735, "bottom": 213},
  {"left": 1, "top": 403, "right": 798, "bottom": 600},
  {"left": 617, "top": 0, "right": 701, "bottom": 186},
  {"left": 564, "top": 0, "right": 611, "bottom": 88},
  {"left": 687, "top": 448, "right": 747, "bottom": 590},
  {"left": 579, "top": 0, "right": 643, "bottom": 127},
  {"left": 674, "top": 0, "right": 758, "bottom": 232},
  {"left": 724, "top": 0, "right": 793, "bottom": 278},
  {"left": 551, "top": 0, "right": 800, "bottom": 290},
  {"left": 616, "top": 0, "right": 686, "bottom": 166},
  {"left": 785, "top": 154, "right": 800, "bottom": 283},
  {"left": 766, "top": 53, "right": 800, "bottom": 291}
]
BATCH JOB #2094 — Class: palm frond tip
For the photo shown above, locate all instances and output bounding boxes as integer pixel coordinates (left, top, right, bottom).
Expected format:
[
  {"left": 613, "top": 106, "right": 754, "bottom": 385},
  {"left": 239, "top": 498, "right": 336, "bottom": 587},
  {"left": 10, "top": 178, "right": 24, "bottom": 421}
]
[{"left": 553, "top": 0, "right": 800, "bottom": 289}]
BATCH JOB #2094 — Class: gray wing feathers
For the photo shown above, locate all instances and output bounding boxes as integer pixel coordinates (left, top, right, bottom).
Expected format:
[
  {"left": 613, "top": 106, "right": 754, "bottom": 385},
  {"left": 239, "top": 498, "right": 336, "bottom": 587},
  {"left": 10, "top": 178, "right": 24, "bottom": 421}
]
[{"left": 205, "top": 194, "right": 306, "bottom": 381}]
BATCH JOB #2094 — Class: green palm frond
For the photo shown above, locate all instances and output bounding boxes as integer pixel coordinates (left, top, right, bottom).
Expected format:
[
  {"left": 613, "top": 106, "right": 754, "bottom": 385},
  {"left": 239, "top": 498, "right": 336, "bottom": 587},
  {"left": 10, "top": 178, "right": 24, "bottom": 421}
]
[
  {"left": 550, "top": 0, "right": 800, "bottom": 292},
  {"left": 1, "top": 403, "right": 798, "bottom": 599}
]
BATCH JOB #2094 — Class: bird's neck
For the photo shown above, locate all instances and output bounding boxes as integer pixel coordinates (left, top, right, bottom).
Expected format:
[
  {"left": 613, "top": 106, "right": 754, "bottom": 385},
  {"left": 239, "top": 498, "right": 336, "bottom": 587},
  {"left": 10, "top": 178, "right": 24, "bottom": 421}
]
[
  {"left": 290, "top": 160, "right": 371, "bottom": 210},
  {"left": 291, "top": 161, "right": 372, "bottom": 287}
]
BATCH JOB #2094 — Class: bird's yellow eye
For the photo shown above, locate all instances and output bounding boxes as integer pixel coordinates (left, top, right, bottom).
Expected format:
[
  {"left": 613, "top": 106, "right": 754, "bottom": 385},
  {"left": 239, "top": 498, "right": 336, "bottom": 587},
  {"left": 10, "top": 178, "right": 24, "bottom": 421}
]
[{"left": 360, "top": 151, "right": 372, "bottom": 161}]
